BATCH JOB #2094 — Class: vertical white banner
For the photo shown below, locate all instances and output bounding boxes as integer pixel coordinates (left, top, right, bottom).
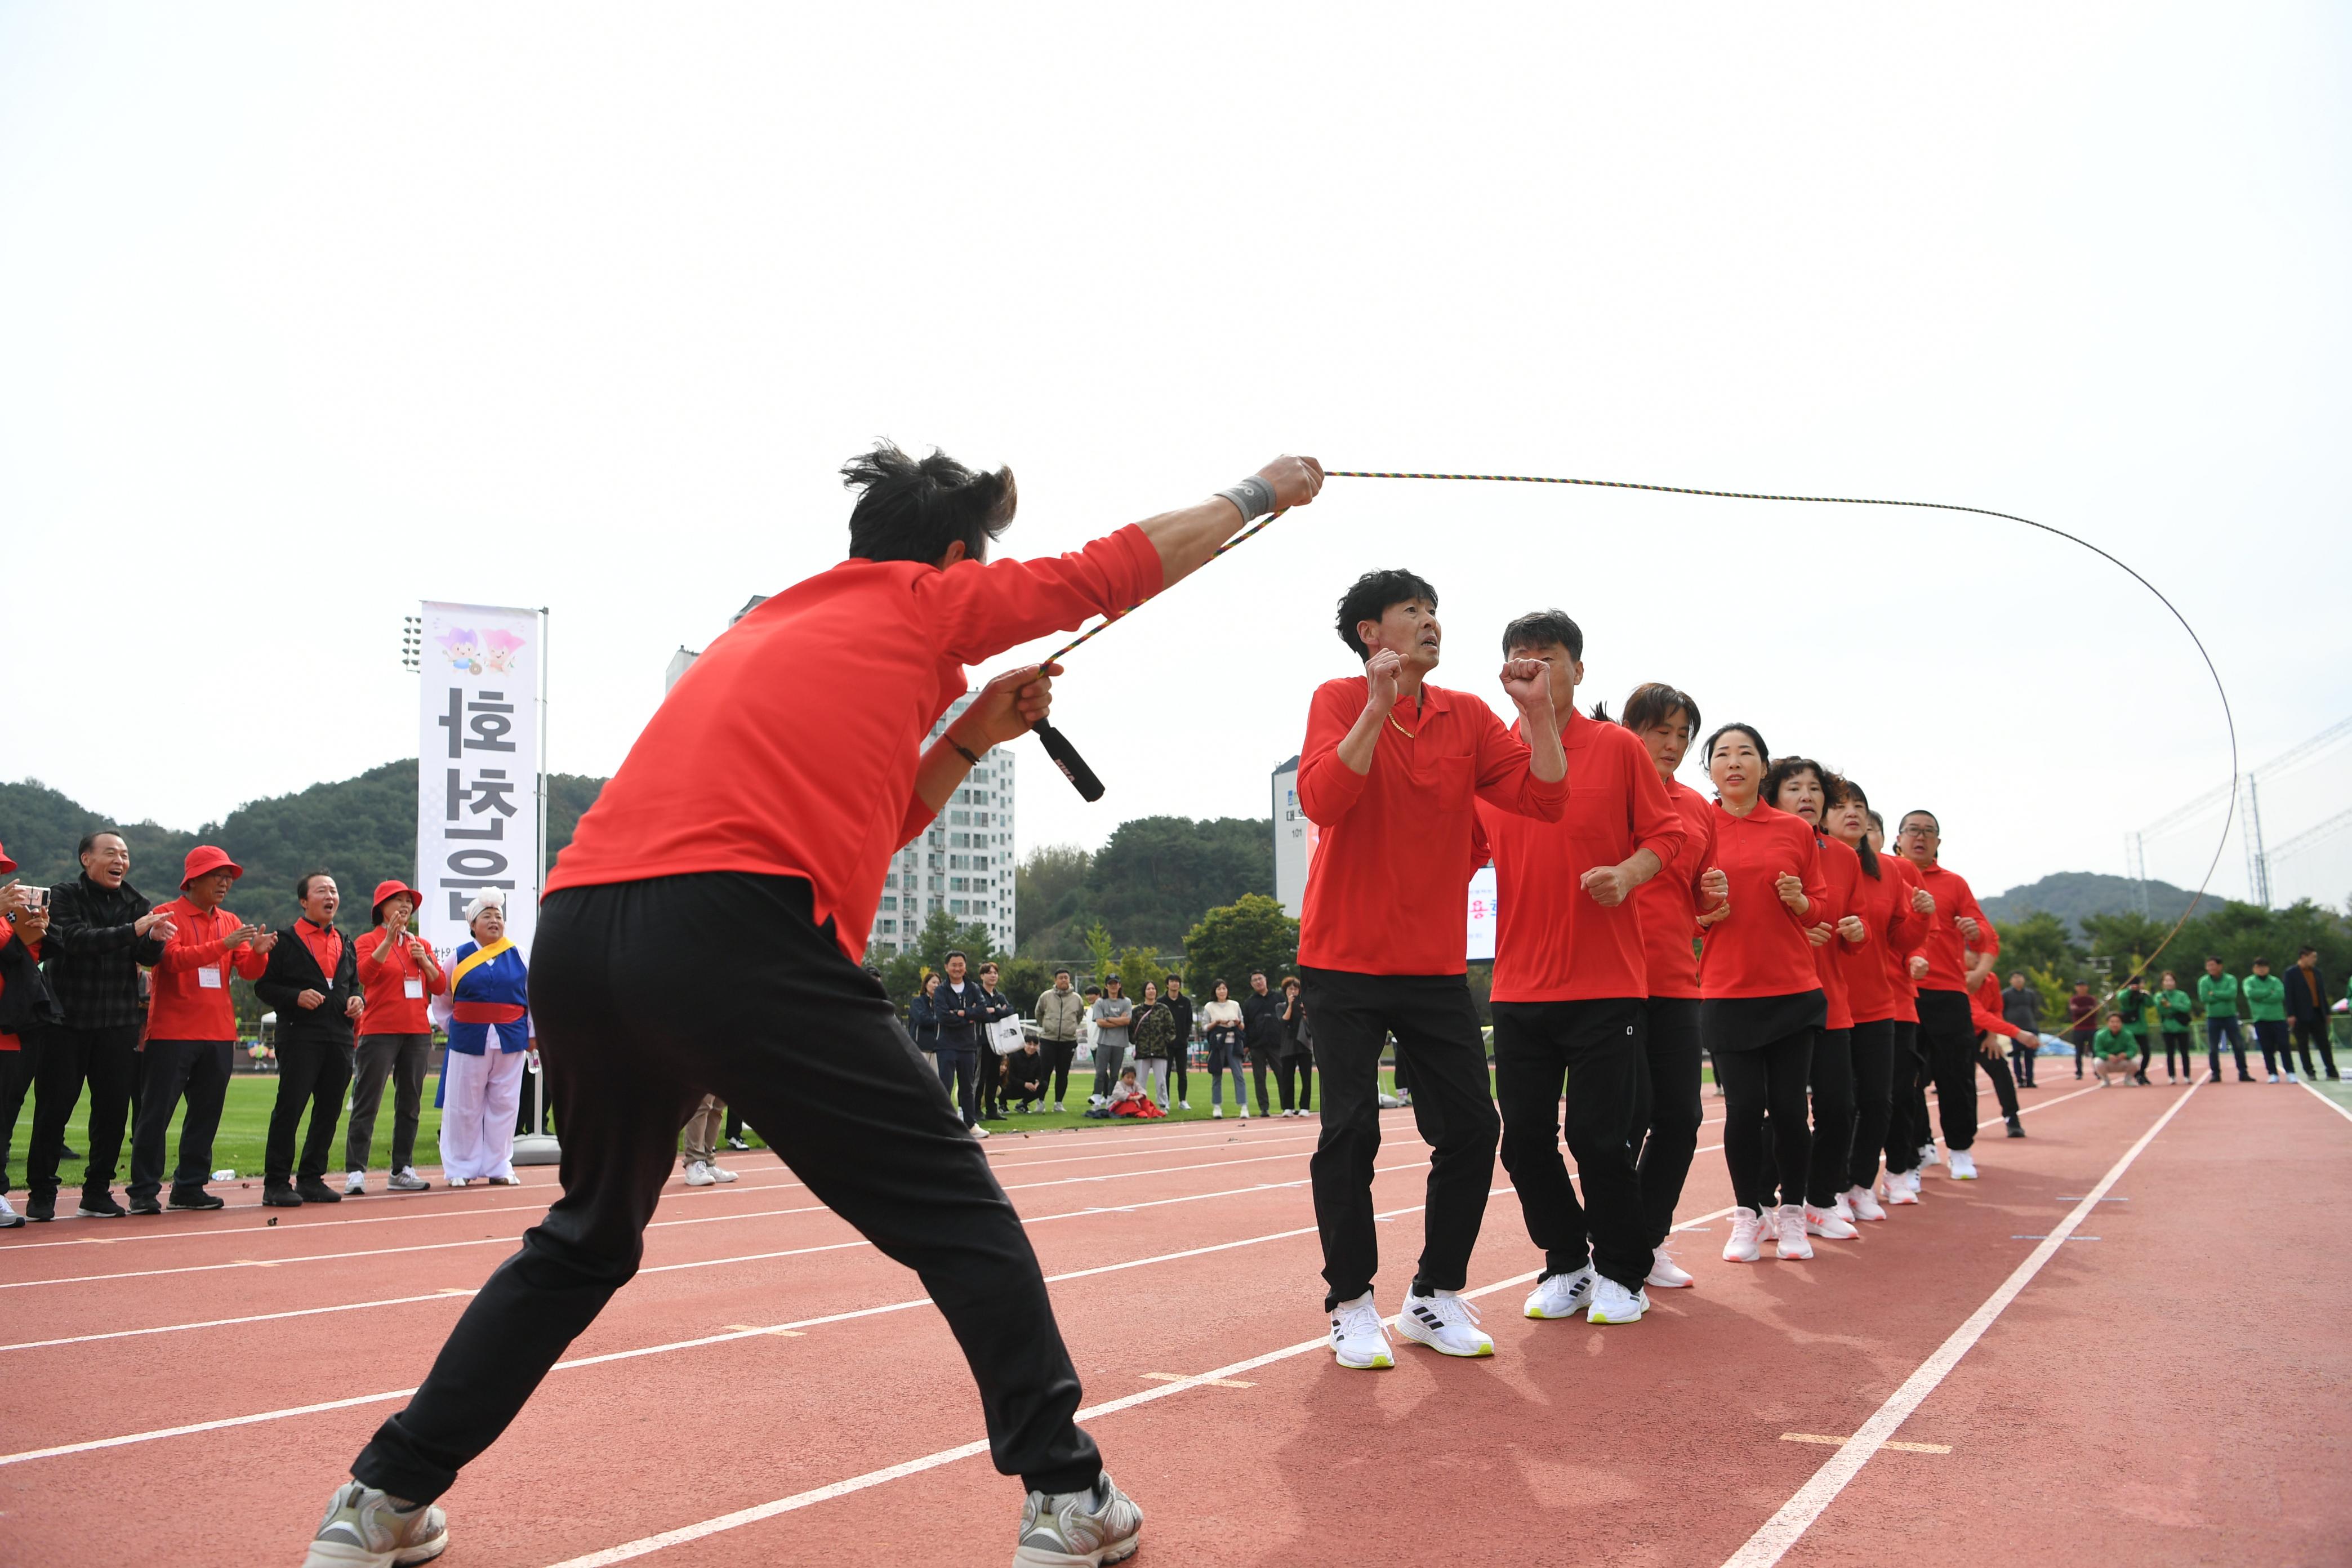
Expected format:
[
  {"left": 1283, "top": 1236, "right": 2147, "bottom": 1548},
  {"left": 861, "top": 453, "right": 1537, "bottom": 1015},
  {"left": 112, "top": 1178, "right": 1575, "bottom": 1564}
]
[
  {"left": 1465, "top": 863, "right": 1498, "bottom": 964},
  {"left": 416, "top": 602, "right": 541, "bottom": 964}
]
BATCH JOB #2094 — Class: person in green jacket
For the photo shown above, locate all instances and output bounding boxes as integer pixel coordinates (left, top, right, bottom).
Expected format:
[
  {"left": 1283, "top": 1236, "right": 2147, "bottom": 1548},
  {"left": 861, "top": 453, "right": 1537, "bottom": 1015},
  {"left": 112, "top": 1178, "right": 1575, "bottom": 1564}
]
[
  {"left": 2091, "top": 1013, "right": 2139, "bottom": 1088},
  {"left": 2118, "top": 974, "right": 2154, "bottom": 1084},
  {"left": 2242, "top": 957, "right": 2292, "bottom": 1082},
  {"left": 2155, "top": 972, "right": 2197, "bottom": 1084},
  {"left": 2197, "top": 958, "right": 2252, "bottom": 1083}
]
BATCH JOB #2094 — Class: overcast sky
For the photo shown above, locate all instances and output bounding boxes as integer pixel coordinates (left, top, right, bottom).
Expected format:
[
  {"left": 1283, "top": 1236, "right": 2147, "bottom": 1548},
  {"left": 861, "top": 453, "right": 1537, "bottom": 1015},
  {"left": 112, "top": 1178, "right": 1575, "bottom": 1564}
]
[{"left": 4, "top": 5, "right": 2346, "bottom": 911}]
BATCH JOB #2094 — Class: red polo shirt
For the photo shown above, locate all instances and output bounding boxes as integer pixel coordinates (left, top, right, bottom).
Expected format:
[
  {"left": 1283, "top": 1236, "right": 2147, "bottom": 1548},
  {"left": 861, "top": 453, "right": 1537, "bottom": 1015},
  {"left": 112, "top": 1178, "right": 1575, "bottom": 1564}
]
[
  {"left": 1298, "top": 676, "right": 1567, "bottom": 977},
  {"left": 1478, "top": 709, "right": 1685, "bottom": 1003},
  {"left": 547, "top": 526, "right": 1162, "bottom": 961},
  {"left": 356, "top": 926, "right": 446, "bottom": 1035},
  {"left": 146, "top": 897, "right": 269, "bottom": 1041},
  {"left": 1838, "top": 846, "right": 1926, "bottom": 1024},
  {"left": 1809, "top": 832, "right": 1865, "bottom": 1031},
  {"left": 1696, "top": 800, "right": 1827, "bottom": 1000},
  {"left": 1881, "top": 853, "right": 1926, "bottom": 1024},
  {"left": 1634, "top": 776, "right": 1717, "bottom": 1000},
  {"left": 293, "top": 917, "right": 344, "bottom": 983},
  {"left": 1905, "top": 859, "right": 1997, "bottom": 995}
]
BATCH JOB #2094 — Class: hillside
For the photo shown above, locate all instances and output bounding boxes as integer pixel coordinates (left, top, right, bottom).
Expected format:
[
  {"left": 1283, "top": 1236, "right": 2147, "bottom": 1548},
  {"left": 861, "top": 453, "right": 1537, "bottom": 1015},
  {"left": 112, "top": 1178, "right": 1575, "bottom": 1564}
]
[
  {"left": 1981, "top": 870, "right": 2230, "bottom": 934},
  {"left": 0, "top": 764, "right": 604, "bottom": 917}
]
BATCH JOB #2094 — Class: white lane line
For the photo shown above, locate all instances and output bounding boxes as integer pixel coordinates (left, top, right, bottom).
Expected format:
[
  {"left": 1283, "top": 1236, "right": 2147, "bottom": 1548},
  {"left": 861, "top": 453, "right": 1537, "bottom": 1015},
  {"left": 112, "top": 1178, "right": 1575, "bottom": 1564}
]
[
  {"left": 1716, "top": 1079, "right": 2202, "bottom": 1568},
  {"left": 0, "top": 1193, "right": 1394, "bottom": 1468},
  {"left": 2298, "top": 1079, "right": 2352, "bottom": 1126},
  {"left": 539, "top": 1200, "right": 1746, "bottom": 1568},
  {"left": 0, "top": 1144, "right": 1365, "bottom": 1291},
  {"left": 0, "top": 1289, "right": 481, "bottom": 1353}
]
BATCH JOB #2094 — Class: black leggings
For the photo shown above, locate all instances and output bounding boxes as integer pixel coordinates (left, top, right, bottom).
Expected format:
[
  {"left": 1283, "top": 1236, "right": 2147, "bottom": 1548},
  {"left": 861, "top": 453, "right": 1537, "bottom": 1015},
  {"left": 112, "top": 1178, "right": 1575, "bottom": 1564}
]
[
  {"left": 351, "top": 872, "right": 1099, "bottom": 1503},
  {"left": 2163, "top": 1030, "right": 2195, "bottom": 1079},
  {"left": 1846, "top": 1019, "right": 1895, "bottom": 1192},
  {"left": 1885, "top": 1019, "right": 1930, "bottom": 1175},
  {"left": 1718, "top": 1028, "right": 1815, "bottom": 1215},
  {"left": 1168, "top": 1050, "right": 1188, "bottom": 1104},
  {"left": 1635, "top": 997, "right": 1704, "bottom": 1248}
]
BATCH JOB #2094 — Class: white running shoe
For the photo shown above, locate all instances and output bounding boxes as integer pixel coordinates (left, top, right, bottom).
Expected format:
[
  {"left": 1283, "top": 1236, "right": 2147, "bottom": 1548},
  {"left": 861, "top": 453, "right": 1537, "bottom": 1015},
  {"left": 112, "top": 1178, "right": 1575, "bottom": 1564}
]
[
  {"left": 1239, "top": 1106, "right": 1249, "bottom": 1120},
  {"left": 1948, "top": 1150, "right": 1977, "bottom": 1180},
  {"left": 683, "top": 1160, "right": 716, "bottom": 1187},
  {"left": 1774, "top": 1205, "right": 1814, "bottom": 1259},
  {"left": 1328, "top": 1291, "right": 1395, "bottom": 1370},
  {"left": 1883, "top": 1178, "right": 1920, "bottom": 1206},
  {"left": 2286, "top": 1072, "right": 2300, "bottom": 1084},
  {"left": 1919, "top": 1142, "right": 1941, "bottom": 1168},
  {"left": 1803, "top": 1204, "right": 1860, "bottom": 1240},
  {"left": 1395, "top": 1288, "right": 1493, "bottom": 1358},
  {"left": 1211, "top": 1106, "right": 1224, "bottom": 1119},
  {"left": 2266, "top": 1072, "right": 2280, "bottom": 1084},
  {"left": 1523, "top": 1266, "right": 1596, "bottom": 1320},
  {"left": 344, "top": 1170, "right": 366, "bottom": 1196},
  {"left": 1645, "top": 1246, "right": 1694, "bottom": 1289},
  {"left": 1847, "top": 1185, "right": 1888, "bottom": 1223},
  {"left": 1179, "top": 1100, "right": 1191, "bottom": 1110},
  {"left": 1722, "top": 1209, "right": 1765, "bottom": 1262},
  {"left": 971, "top": 1124, "right": 991, "bottom": 1139},
  {"left": 1588, "top": 1276, "right": 1649, "bottom": 1325},
  {"left": 708, "top": 1162, "right": 738, "bottom": 1183},
  {"left": 1014, "top": 1469, "right": 1143, "bottom": 1568},
  {"left": 1831, "top": 1192, "right": 1855, "bottom": 1223},
  {"left": 301, "top": 1480, "right": 449, "bottom": 1567}
]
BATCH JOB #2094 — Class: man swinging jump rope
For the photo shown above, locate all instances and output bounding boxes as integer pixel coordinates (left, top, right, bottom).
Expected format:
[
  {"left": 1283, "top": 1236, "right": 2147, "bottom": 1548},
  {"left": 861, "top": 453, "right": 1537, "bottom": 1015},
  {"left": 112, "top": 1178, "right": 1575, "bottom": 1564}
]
[{"left": 301, "top": 444, "right": 1325, "bottom": 1568}]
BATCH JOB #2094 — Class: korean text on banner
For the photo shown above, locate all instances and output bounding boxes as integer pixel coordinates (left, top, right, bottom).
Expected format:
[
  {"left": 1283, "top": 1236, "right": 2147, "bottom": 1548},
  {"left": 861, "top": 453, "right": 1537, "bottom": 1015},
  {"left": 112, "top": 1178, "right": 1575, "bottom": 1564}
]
[
  {"left": 1465, "top": 863, "right": 1498, "bottom": 964},
  {"left": 416, "top": 602, "right": 540, "bottom": 964}
]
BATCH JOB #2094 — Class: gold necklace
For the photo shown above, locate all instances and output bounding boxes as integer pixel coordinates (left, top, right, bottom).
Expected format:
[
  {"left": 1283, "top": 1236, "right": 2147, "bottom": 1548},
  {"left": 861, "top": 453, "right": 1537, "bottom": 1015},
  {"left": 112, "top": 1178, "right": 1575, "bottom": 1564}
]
[{"left": 1387, "top": 712, "right": 1418, "bottom": 740}]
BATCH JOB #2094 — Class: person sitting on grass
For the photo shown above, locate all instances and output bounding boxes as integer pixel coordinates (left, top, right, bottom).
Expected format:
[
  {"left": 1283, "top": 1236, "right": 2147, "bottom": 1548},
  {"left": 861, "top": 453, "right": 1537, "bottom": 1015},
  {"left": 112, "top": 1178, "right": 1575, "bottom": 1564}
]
[
  {"left": 1107, "top": 1065, "right": 1165, "bottom": 1119},
  {"left": 1003, "top": 1036, "right": 1048, "bottom": 1112},
  {"left": 2093, "top": 1013, "right": 2138, "bottom": 1087}
]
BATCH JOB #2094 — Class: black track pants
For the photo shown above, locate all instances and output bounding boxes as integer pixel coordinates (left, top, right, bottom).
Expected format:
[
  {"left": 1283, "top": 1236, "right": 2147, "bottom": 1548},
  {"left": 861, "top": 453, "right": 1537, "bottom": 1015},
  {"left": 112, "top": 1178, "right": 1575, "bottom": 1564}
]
[
  {"left": 351, "top": 873, "right": 1100, "bottom": 1504},
  {"left": 1492, "top": 997, "right": 1650, "bottom": 1293}
]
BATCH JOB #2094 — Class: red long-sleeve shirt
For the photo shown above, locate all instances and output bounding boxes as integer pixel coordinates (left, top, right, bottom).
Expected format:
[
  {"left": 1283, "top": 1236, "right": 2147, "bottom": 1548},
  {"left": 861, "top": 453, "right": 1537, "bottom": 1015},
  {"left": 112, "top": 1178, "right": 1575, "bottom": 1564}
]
[
  {"left": 1478, "top": 710, "right": 1685, "bottom": 1002},
  {"left": 547, "top": 526, "right": 1162, "bottom": 961},
  {"left": 356, "top": 926, "right": 447, "bottom": 1035},
  {"left": 1839, "top": 846, "right": 1927, "bottom": 1024},
  {"left": 146, "top": 897, "right": 268, "bottom": 1041},
  {"left": 1298, "top": 678, "right": 1567, "bottom": 976},
  {"left": 1881, "top": 852, "right": 1926, "bottom": 1023},
  {"left": 1973, "top": 972, "right": 2030, "bottom": 1040},
  {"left": 1906, "top": 859, "right": 1997, "bottom": 995},
  {"left": 1634, "top": 777, "right": 1717, "bottom": 1000},
  {"left": 1696, "top": 801, "right": 1828, "bottom": 1000},
  {"left": 1808, "top": 832, "right": 1865, "bottom": 1031}
]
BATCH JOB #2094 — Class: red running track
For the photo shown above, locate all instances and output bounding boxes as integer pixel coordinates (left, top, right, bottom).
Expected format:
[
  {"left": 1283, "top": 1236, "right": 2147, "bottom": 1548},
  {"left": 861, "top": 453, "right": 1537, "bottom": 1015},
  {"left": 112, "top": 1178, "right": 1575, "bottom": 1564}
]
[{"left": 2, "top": 1080, "right": 2344, "bottom": 1566}]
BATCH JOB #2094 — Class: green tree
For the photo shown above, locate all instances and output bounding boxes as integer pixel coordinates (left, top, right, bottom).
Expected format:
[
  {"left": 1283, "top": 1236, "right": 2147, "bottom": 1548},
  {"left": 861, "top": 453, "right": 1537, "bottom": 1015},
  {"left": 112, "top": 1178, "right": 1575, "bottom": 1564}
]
[
  {"left": 1182, "top": 894, "right": 1299, "bottom": 995},
  {"left": 997, "top": 956, "right": 1052, "bottom": 1016},
  {"left": 1116, "top": 944, "right": 1169, "bottom": 1001},
  {"left": 1014, "top": 843, "right": 1094, "bottom": 955},
  {"left": 1080, "top": 920, "right": 1117, "bottom": 989},
  {"left": 1084, "top": 816, "right": 1273, "bottom": 951},
  {"left": 1993, "top": 910, "right": 2080, "bottom": 981}
]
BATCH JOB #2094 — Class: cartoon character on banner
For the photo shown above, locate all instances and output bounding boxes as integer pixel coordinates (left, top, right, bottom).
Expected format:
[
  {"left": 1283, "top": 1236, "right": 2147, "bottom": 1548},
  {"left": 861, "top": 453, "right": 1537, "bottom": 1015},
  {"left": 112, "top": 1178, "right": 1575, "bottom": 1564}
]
[
  {"left": 483, "top": 629, "right": 526, "bottom": 675},
  {"left": 439, "top": 628, "right": 482, "bottom": 674}
]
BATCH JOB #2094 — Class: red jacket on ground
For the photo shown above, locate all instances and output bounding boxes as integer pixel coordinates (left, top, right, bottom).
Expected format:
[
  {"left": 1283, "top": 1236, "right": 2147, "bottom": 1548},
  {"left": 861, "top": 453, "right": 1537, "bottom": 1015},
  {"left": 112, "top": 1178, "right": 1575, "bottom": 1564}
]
[
  {"left": 146, "top": 897, "right": 268, "bottom": 1041},
  {"left": 1696, "top": 801, "right": 1828, "bottom": 1001},
  {"left": 1298, "top": 678, "right": 1567, "bottom": 977},
  {"left": 1906, "top": 860, "right": 1997, "bottom": 995},
  {"left": 356, "top": 926, "right": 447, "bottom": 1036},
  {"left": 1634, "top": 777, "right": 1717, "bottom": 1001},
  {"left": 1839, "top": 845, "right": 1927, "bottom": 1024},
  {"left": 546, "top": 527, "right": 1162, "bottom": 961},
  {"left": 1478, "top": 709, "right": 1684, "bottom": 1003}
]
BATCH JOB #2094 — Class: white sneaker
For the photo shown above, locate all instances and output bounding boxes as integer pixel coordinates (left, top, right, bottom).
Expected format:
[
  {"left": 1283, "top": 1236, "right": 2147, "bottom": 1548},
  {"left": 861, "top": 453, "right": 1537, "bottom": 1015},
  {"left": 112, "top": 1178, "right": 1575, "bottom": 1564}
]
[
  {"left": 1948, "top": 1150, "right": 1977, "bottom": 1180},
  {"left": 344, "top": 1170, "right": 366, "bottom": 1196},
  {"left": 1831, "top": 1191, "right": 1854, "bottom": 1223},
  {"left": 1722, "top": 1209, "right": 1765, "bottom": 1262},
  {"left": 1848, "top": 1185, "right": 1888, "bottom": 1223},
  {"left": 1919, "top": 1142, "right": 1941, "bottom": 1168},
  {"left": 1523, "top": 1266, "right": 1596, "bottom": 1320},
  {"left": 1588, "top": 1276, "right": 1649, "bottom": 1325},
  {"left": 1179, "top": 1100, "right": 1191, "bottom": 1110},
  {"left": 1211, "top": 1106, "right": 1224, "bottom": 1119},
  {"left": 683, "top": 1160, "right": 716, "bottom": 1187},
  {"left": 970, "top": 1124, "right": 991, "bottom": 1139},
  {"left": 708, "top": 1162, "right": 739, "bottom": 1183},
  {"left": 1883, "top": 1178, "right": 1920, "bottom": 1206},
  {"left": 1395, "top": 1288, "right": 1493, "bottom": 1358},
  {"left": 302, "top": 1481, "right": 449, "bottom": 1568},
  {"left": 0, "top": 1193, "right": 19, "bottom": 1228},
  {"left": 1328, "top": 1291, "right": 1395, "bottom": 1370},
  {"left": 2286, "top": 1072, "right": 2300, "bottom": 1084},
  {"left": 1239, "top": 1107, "right": 1250, "bottom": 1120},
  {"left": 1803, "top": 1204, "right": 1860, "bottom": 1240},
  {"left": 2266, "top": 1072, "right": 2280, "bottom": 1084},
  {"left": 1645, "top": 1246, "right": 1694, "bottom": 1289},
  {"left": 1903, "top": 1169, "right": 1924, "bottom": 1196},
  {"left": 1774, "top": 1205, "right": 1814, "bottom": 1259},
  {"left": 1014, "top": 1470, "right": 1142, "bottom": 1568}
]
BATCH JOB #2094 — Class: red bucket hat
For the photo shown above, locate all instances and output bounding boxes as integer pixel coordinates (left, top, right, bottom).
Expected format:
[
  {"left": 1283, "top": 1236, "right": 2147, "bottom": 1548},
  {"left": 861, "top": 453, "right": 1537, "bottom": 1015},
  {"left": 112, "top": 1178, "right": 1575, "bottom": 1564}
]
[
  {"left": 179, "top": 845, "right": 244, "bottom": 888},
  {"left": 371, "top": 879, "right": 426, "bottom": 919},
  {"left": 0, "top": 840, "right": 16, "bottom": 876}
]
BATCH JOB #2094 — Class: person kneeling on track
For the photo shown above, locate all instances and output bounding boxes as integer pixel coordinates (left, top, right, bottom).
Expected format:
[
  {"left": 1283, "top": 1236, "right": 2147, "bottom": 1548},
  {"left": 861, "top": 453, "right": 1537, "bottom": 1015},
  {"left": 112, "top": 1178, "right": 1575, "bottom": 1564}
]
[{"left": 2091, "top": 1013, "right": 2138, "bottom": 1087}]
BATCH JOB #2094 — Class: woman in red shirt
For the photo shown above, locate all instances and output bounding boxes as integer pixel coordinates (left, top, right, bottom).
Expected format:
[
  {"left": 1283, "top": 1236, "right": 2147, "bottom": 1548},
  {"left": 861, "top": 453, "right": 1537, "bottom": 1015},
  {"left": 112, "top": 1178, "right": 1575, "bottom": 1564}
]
[
  {"left": 1823, "top": 782, "right": 1925, "bottom": 1221},
  {"left": 348, "top": 881, "right": 447, "bottom": 1194},
  {"left": 1761, "top": 758, "right": 1865, "bottom": 1244},
  {"left": 1697, "top": 723, "right": 1827, "bottom": 1264}
]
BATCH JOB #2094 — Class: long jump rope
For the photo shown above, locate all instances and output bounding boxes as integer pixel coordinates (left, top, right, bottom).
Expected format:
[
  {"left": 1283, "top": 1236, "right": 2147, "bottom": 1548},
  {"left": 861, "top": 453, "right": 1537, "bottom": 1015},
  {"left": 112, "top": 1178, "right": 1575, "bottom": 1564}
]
[{"left": 1027, "top": 468, "right": 2240, "bottom": 1013}]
